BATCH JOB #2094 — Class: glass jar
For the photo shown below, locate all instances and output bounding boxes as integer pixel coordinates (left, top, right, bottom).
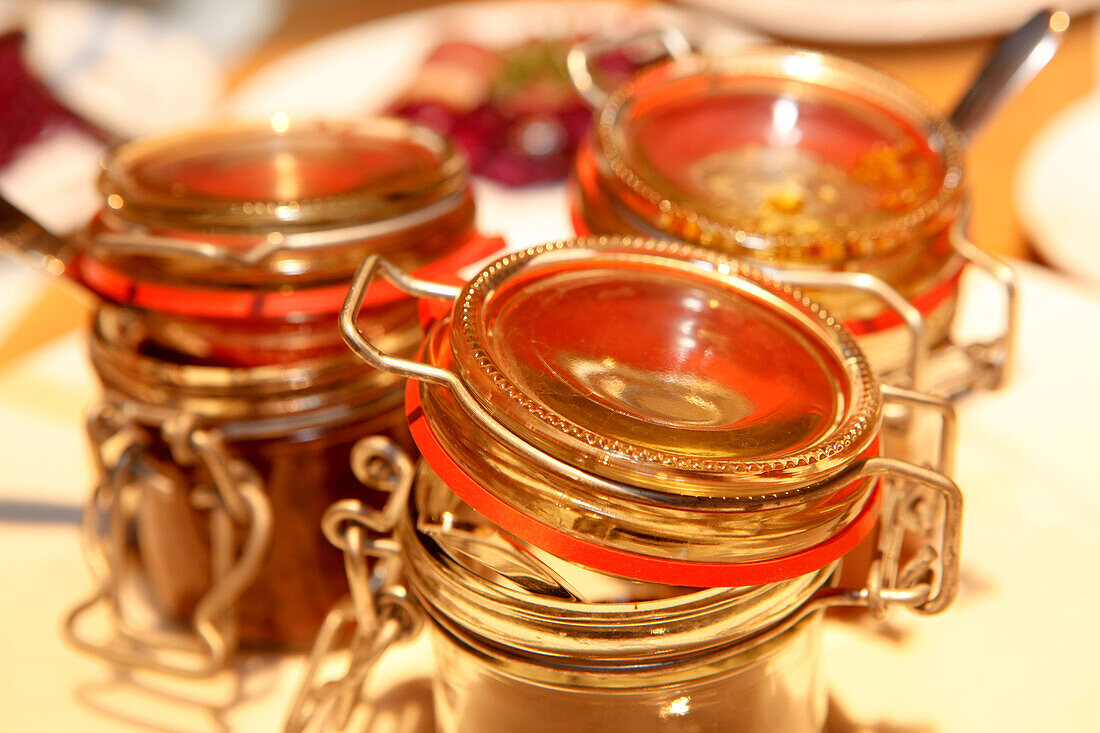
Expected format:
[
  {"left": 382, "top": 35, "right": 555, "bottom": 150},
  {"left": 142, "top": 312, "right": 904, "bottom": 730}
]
[
  {"left": 286, "top": 236, "right": 962, "bottom": 732},
  {"left": 0, "top": 117, "right": 507, "bottom": 676},
  {"left": 407, "top": 468, "right": 833, "bottom": 733},
  {"left": 77, "top": 305, "right": 415, "bottom": 652},
  {"left": 75, "top": 117, "right": 484, "bottom": 365},
  {"left": 569, "top": 47, "right": 1015, "bottom": 399}
]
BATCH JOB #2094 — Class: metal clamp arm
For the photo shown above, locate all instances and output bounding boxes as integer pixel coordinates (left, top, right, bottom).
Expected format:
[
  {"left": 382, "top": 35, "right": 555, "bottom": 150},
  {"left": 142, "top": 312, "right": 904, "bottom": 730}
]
[
  {"left": 881, "top": 384, "right": 957, "bottom": 477},
  {"left": 762, "top": 267, "right": 927, "bottom": 390},
  {"left": 339, "top": 254, "right": 462, "bottom": 387},
  {"left": 851, "top": 456, "right": 963, "bottom": 616},
  {"left": 566, "top": 28, "right": 693, "bottom": 109},
  {"left": 948, "top": 216, "right": 1017, "bottom": 392},
  {"left": 88, "top": 190, "right": 473, "bottom": 267},
  {"left": 337, "top": 255, "right": 691, "bottom": 512}
]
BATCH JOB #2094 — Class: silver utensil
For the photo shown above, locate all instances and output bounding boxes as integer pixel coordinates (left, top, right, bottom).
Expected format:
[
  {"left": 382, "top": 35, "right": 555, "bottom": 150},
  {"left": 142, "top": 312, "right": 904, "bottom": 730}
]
[{"left": 950, "top": 9, "right": 1070, "bottom": 140}]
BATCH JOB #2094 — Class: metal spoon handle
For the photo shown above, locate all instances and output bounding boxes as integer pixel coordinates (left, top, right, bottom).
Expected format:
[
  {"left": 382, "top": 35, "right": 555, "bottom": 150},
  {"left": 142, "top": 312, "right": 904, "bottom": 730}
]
[
  {"left": 0, "top": 194, "right": 77, "bottom": 278},
  {"left": 950, "top": 9, "right": 1069, "bottom": 140}
]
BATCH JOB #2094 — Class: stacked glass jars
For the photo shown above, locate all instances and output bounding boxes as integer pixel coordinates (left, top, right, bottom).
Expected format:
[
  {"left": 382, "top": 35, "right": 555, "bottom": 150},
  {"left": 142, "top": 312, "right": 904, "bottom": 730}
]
[
  {"left": 9, "top": 118, "right": 505, "bottom": 675},
  {"left": 571, "top": 48, "right": 1015, "bottom": 398},
  {"left": 287, "top": 237, "right": 962, "bottom": 732}
]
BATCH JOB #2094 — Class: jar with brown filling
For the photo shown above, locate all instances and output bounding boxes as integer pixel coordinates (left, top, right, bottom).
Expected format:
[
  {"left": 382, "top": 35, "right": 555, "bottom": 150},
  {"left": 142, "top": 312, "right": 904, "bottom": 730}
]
[{"left": 50, "top": 118, "right": 504, "bottom": 676}]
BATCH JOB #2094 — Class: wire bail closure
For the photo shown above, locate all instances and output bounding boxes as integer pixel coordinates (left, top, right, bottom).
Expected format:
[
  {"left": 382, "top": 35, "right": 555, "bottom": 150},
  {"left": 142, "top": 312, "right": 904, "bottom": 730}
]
[
  {"left": 283, "top": 436, "right": 420, "bottom": 733},
  {"left": 565, "top": 27, "right": 694, "bottom": 109},
  {"left": 62, "top": 399, "right": 274, "bottom": 678},
  {"left": 284, "top": 246, "right": 965, "bottom": 729}
]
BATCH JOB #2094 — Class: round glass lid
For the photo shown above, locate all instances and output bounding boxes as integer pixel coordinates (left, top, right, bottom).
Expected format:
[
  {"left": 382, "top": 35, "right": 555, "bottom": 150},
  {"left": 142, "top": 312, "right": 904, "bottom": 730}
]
[
  {"left": 449, "top": 238, "right": 881, "bottom": 491},
  {"left": 99, "top": 117, "right": 467, "bottom": 233},
  {"left": 598, "top": 49, "right": 963, "bottom": 258}
]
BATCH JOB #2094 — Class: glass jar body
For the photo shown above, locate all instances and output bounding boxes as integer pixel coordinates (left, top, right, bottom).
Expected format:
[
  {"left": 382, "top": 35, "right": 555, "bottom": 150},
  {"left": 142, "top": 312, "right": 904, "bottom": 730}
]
[
  {"left": 400, "top": 457, "right": 838, "bottom": 733},
  {"left": 429, "top": 611, "right": 827, "bottom": 733},
  {"left": 89, "top": 305, "right": 416, "bottom": 648},
  {"left": 133, "top": 412, "right": 412, "bottom": 648}
]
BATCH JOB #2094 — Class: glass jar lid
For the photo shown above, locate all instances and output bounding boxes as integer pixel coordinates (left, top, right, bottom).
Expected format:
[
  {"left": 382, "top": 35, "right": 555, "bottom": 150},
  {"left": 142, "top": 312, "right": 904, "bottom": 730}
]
[
  {"left": 448, "top": 238, "right": 880, "bottom": 494},
  {"left": 76, "top": 117, "right": 483, "bottom": 316},
  {"left": 353, "top": 237, "right": 886, "bottom": 585},
  {"left": 595, "top": 48, "right": 964, "bottom": 261},
  {"left": 99, "top": 117, "right": 466, "bottom": 232}
]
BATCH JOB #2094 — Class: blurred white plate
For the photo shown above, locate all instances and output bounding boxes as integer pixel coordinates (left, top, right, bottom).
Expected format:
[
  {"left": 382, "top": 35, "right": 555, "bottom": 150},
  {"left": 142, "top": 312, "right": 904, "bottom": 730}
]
[
  {"left": 680, "top": 0, "right": 1099, "bottom": 44},
  {"left": 0, "top": 0, "right": 231, "bottom": 235},
  {"left": 19, "top": 0, "right": 225, "bottom": 139},
  {"left": 1016, "top": 92, "right": 1100, "bottom": 289},
  {"left": 228, "top": 0, "right": 761, "bottom": 120}
]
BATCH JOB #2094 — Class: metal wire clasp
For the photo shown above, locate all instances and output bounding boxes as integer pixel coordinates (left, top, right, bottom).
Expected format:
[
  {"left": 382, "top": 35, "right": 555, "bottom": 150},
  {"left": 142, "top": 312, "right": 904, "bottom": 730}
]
[
  {"left": 819, "top": 386, "right": 961, "bottom": 617},
  {"left": 284, "top": 436, "right": 420, "bottom": 733},
  {"left": 938, "top": 211, "right": 1017, "bottom": 395},
  {"left": 62, "top": 399, "right": 273, "bottom": 678},
  {"left": 566, "top": 28, "right": 693, "bottom": 108}
]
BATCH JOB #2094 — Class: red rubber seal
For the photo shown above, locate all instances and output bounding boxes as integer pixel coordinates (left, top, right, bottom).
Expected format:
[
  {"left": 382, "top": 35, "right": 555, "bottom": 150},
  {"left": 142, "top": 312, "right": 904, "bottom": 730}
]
[
  {"left": 843, "top": 259, "right": 964, "bottom": 335},
  {"left": 405, "top": 377, "right": 881, "bottom": 588},
  {"left": 567, "top": 184, "right": 593, "bottom": 237}
]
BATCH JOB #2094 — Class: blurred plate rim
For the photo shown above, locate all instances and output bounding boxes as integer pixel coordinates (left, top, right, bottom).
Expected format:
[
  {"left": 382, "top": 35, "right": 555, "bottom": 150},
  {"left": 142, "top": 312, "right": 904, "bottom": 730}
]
[
  {"left": 678, "top": 0, "right": 1100, "bottom": 44},
  {"left": 226, "top": 0, "right": 763, "bottom": 119},
  {"left": 1015, "top": 91, "right": 1100, "bottom": 288}
]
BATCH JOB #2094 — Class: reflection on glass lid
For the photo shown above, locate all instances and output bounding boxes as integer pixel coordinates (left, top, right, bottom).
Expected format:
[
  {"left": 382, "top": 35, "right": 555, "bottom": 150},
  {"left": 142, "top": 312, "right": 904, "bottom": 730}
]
[
  {"left": 99, "top": 117, "right": 467, "bottom": 232},
  {"left": 447, "top": 238, "right": 881, "bottom": 490},
  {"left": 598, "top": 49, "right": 964, "bottom": 258}
]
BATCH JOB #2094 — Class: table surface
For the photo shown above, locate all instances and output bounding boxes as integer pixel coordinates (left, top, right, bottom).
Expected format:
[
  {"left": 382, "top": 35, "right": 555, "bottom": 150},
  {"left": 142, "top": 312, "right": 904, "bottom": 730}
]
[
  {"left": 3, "top": 190, "right": 1100, "bottom": 733},
  {"left": 2, "top": 3, "right": 1099, "bottom": 731}
]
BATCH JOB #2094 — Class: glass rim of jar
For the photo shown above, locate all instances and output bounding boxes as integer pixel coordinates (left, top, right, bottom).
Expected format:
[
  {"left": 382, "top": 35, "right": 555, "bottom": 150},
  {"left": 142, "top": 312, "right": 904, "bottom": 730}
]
[
  {"left": 593, "top": 47, "right": 966, "bottom": 260},
  {"left": 411, "top": 372, "right": 881, "bottom": 582},
  {"left": 423, "top": 607, "right": 827, "bottom": 692},
  {"left": 98, "top": 116, "right": 468, "bottom": 234}
]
